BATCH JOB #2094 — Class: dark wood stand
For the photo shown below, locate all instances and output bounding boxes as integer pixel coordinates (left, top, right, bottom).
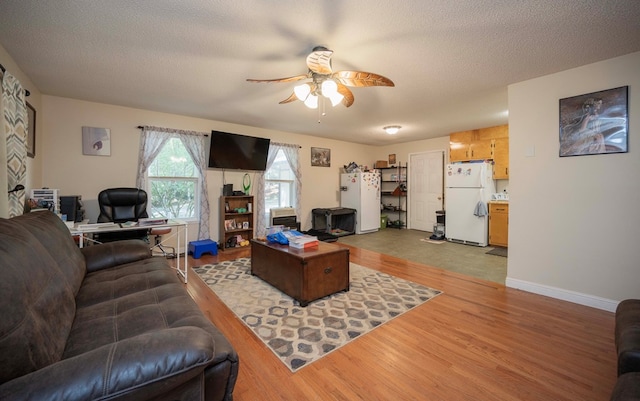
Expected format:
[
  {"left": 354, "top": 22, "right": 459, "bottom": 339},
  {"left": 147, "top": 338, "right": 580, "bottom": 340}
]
[{"left": 250, "top": 239, "right": 350, "bottom": 306}]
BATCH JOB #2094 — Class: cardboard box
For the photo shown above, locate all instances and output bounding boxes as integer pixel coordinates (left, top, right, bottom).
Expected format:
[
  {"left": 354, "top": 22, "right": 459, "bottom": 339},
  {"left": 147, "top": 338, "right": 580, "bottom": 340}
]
[{"left": 374, "top": 160, "right": 388, "bottom": 168}]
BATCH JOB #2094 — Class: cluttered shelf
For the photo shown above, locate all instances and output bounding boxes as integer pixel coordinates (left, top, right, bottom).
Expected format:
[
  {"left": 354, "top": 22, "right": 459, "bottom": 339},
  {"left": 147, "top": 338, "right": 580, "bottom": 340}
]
[{"left": 379, "top": 163, "right": 407, "bottom": 229}]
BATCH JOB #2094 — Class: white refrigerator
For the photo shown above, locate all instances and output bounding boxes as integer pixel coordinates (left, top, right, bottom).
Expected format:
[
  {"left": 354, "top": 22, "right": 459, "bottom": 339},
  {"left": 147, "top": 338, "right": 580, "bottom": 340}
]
[
  {"left": 444, "top": 162, "right": 495, "bottom": 246},
  {"left": 340, "top": 172, "right": 381, "bottom": 234}
]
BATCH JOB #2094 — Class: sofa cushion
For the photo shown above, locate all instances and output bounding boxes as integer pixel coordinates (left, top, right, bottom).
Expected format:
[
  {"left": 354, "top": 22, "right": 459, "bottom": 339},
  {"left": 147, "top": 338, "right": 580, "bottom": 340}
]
[
  {"left": 0, "top": 211, "right": 86, "bottom": 383},
  {"left": 65, "top": 258, "right": 207, "bottom": 357}
]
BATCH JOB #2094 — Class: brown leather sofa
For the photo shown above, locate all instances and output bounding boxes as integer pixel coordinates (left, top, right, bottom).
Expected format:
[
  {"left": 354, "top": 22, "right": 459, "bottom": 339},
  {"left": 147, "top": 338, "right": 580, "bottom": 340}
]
[
  {"left": 611, "top": 299, "right": 640, "bottom": 401},
  {"left": 0, "top": 211, "right": 238, "bottom": 400}
]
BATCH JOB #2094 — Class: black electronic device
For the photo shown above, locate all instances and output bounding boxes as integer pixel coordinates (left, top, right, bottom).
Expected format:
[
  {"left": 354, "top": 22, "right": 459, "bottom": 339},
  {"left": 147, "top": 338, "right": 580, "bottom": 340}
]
[
  {"left": 208, "top": 131, "right": 271, "bottom": 171},
  {"left": 60, "top": 195, "right": 85, "bottom": 222},
  {"left": 223, "top": 184, "right": 233, "bottom": 196}
]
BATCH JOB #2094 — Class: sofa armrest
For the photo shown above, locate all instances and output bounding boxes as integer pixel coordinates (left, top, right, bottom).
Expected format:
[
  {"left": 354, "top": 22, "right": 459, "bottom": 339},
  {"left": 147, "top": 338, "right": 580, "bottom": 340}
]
[
  {"left": 82, "top": 239, "right": 152, "bottom": 273},
  {"left": 0, "top": 327, "right": 214, "bottom": 400}
]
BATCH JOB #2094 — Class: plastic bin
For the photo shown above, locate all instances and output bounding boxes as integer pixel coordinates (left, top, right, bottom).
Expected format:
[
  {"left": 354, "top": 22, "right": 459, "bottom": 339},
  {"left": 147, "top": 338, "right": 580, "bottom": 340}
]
[{"left": 380, "top": 214, "right": 388, "bottom": 229}]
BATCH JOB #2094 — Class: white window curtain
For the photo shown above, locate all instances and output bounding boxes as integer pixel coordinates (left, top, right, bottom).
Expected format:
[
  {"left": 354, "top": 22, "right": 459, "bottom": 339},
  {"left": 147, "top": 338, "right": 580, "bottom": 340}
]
[
  {"left": 136, "top": 126, "right": 211, "bottom": 239},
  {"left": 255, "top": 142, "right": 301, "bottom": 237},
  {"left": 1, "top": 72, "right": 27, "bottom": 218}
]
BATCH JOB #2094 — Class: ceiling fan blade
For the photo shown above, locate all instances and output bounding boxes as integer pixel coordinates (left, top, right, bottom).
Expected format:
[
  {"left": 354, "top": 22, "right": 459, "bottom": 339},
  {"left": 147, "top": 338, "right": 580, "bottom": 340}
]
[
  {"left": 337, "top": 83, "right": 354, "bottom": 107},
  {"left": 332, "top": 71, "right": 395, "bottom": 88},
  {"left": 279, "top": 92, "right": 299, "bottom": 104},
  {"left": 306, "top": 49, "right": 333, "bottom": 75},
  {"left": 246, "top": 74, "right": 308, "bottom": 83}
]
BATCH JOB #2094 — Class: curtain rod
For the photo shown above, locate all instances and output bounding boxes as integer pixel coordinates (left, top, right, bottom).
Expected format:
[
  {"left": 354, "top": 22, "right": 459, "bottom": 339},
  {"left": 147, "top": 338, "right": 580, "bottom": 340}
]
[
  {"left": 0, "top": 63, "right": 31, "bottom": 97},
  {"left": 137, "top": 126, "right": 208, "bottom": 137},
  {"left": 136, "top": 126, "right": 302, "bottom": 148}
]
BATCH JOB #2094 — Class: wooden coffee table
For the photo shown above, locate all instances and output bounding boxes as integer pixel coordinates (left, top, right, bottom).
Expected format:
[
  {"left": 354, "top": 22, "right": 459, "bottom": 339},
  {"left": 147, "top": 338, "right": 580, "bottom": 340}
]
[{"left": 250, "top": 239, "right": 350, "bottom": 306}]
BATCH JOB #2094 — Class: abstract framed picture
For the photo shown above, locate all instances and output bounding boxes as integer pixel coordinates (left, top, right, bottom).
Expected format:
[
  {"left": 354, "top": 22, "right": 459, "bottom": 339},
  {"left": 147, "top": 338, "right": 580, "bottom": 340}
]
[
  {"left": 311, "top": 147, "right": 331, "bottom": 167},
  {"left": 559, "top": 86, "right": 628, "bottom": 157},
  {"left": 26, "top": 102, "right": 36, "bottom": 157},
  {"left": 82, "top": 126, "right": 111, "bottom": 156}
]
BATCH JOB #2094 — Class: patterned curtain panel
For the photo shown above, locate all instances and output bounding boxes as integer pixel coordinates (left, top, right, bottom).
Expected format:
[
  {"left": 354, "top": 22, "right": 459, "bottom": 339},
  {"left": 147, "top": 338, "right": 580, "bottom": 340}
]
[
  {"left": 1, "top": 73, "right": 27, "bottom": 218},
  {"left": 255, "top": 142, "right": 300, "bottom": 237}
]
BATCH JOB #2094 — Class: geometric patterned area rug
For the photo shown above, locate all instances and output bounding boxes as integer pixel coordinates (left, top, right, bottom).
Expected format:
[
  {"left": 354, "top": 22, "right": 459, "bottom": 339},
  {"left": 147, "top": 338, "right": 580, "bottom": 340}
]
[{"left": 194, "top": 258, "right": 442, "bottom": 372}]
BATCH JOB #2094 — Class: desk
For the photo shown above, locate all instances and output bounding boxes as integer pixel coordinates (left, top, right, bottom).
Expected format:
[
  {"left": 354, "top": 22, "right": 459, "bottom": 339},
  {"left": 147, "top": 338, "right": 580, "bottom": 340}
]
[{"left": 70, "top": 220, "right": 189, "bottom": 283}]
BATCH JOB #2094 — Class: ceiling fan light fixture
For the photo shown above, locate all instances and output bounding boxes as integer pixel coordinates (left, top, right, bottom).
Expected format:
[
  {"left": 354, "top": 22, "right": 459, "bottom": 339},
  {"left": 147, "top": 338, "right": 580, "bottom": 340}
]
[
  {"left": 384, "top": 125, "right": 401, "bottom": 135},
  {"left": 294, "top": 83, "right": 311, "bottom": 100},
  {"left": 304, "top": 94, "right": 319, "bottom": 109},
  {"left": 328, "top": 91, "right": 344, "bottom": 107},
  {"left": 321, "top": 79, "right": 338, "bottom": 97}
]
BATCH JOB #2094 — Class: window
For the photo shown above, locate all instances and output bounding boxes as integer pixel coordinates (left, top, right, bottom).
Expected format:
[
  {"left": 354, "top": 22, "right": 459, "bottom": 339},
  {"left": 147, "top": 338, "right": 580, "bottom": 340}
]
[
  {"left": 264, "top": 149, "right": 295, "bottom": 221},
  {"left": 147, "top": 138, "right": 199, "bottom": 220}
]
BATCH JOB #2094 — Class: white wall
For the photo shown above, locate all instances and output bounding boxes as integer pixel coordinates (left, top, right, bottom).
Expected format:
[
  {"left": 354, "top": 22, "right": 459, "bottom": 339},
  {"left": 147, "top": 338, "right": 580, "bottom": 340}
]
[
  {"left": 507, "top": 51, "right": 640, "bottom": 311},
  {"left": 40, "top": 96, "right": 375, "bottom": 242}
]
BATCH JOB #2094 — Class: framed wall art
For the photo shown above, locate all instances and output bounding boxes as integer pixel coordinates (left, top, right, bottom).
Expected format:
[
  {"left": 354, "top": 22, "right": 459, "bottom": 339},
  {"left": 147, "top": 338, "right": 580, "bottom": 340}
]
[
  {"left": 82, "top": 126, "right": 111, "bottom": 156},
  {"left": 559, "top": 86, "right": 628, "bottom": 157},
  {"left": 311, "top": 147, "right": 331, "bottom": 167},
  {"left": 26, "top": 102, "right": 36, "bottom": 157}
]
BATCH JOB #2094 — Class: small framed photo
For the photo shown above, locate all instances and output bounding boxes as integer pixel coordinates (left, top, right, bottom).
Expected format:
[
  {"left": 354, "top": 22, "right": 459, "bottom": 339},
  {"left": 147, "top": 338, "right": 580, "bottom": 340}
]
[
  {"left": 559, "top": 86, "right": 628, "bottom": 157},
  {"left": 242, "top": 221, "right": 249, "bottom": 229},
  {"left": 311, "top": 147, "right": 331, "bottom": 167},
  {"left": 224, "top": 219, "right": 236, "bottom": 231},
  {"left": 82, "top": 126, "right": 111, "bottom": 156},
  {"left": 388, "top": 153, "right": 396, "bottom": 165},
  {"left": 26, "top": 102, "right": 36, "bottom": 158}
]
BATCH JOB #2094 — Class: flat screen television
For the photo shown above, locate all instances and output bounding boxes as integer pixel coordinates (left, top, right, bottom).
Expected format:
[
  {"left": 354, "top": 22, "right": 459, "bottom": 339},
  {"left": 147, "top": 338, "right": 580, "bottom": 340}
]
[{"left": 207, "top": 131, "right": 271, "bottom": 171}]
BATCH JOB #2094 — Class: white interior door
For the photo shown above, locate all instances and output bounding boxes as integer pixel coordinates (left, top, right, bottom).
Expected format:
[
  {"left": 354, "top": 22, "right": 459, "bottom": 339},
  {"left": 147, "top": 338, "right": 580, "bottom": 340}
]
[{"left": 409, "top": 150, "right": 444, "bottom": 231}]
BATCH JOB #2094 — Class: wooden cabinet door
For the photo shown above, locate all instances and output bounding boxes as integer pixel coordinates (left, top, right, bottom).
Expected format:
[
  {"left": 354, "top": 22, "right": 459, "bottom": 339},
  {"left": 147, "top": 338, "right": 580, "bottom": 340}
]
[
  {"left": 489, "top": 203, "right": 509, "bottom": 247},
  {"left": 449, "top": 131, "right": 473, "bottom": 162},
  {"left": 469, "top": 139, "right": 493, "bottom": 160},
  {"left": 492, "top": 137, "right": 509, "bottom": 179}
]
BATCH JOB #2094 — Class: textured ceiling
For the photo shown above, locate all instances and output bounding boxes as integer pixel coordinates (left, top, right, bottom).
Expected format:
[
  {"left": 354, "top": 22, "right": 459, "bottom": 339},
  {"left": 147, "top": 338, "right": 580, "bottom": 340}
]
[{"left": 1, "top": 1, "right": 639, "bottom": 145}]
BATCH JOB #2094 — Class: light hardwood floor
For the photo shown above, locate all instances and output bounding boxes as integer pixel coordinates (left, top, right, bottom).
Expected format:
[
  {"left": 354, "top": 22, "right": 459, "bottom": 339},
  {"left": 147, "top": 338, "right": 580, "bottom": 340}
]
[{"left": 180, "top": 244, "right": 616, "bottom": 401}]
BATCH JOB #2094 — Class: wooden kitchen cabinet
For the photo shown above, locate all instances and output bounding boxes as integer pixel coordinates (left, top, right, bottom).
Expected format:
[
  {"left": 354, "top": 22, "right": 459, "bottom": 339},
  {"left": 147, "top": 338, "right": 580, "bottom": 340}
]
[
  {"left": 449, "top": 124, "right": 509, "bottom": 179},
  {"left": 489, "top": 202, "right": 509, "bottom": 247},
  {"left": 492, "top": 137, "right": 509, "bottom": 179},
  {"left": 449, "top": 131, "right": 474, "bottom": 162},
  {"left": 469, "top": 139, "right": 493, "bottom": 160}
]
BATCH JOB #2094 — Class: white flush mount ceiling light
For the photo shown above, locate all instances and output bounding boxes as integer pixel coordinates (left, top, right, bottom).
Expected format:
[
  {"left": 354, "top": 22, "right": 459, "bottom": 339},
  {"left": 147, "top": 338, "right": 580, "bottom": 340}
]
[{"left": 384, "top": 125, "right": 401, "bottom": 135}]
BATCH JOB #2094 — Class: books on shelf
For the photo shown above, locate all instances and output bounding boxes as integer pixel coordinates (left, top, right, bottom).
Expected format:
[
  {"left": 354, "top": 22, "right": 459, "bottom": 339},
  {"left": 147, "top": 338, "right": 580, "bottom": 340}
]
[{"left": 288, "top": 234, "right": 319, "bottom": 249}]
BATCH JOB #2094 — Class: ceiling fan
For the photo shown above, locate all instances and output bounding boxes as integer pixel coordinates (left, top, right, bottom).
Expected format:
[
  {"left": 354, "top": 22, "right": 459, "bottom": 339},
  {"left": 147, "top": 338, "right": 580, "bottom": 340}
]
[{"left": 246, "top": 46, "right": 394, "bottom": 109}]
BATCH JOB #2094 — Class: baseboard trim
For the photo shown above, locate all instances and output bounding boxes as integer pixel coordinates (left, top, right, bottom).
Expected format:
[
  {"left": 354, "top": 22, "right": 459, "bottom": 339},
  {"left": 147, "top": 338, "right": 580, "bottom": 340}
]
[{"left": 505, "top": 278, "right": 618, "bottom": 312}]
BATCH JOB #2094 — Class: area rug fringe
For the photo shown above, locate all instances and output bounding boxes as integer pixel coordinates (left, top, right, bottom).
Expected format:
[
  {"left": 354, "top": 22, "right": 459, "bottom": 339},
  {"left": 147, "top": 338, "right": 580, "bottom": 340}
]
[{"left": 194, "top": 258, "right": 442, "bottom": 372}]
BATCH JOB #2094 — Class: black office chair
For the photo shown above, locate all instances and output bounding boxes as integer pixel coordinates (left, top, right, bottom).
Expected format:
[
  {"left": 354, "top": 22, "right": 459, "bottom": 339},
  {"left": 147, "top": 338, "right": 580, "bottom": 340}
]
[
  {"left": 96, "top": 187, "right": 176, "bottom": 257},
  {"left": 95, "top": 187, "right": 150, "bottom": 242}
]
